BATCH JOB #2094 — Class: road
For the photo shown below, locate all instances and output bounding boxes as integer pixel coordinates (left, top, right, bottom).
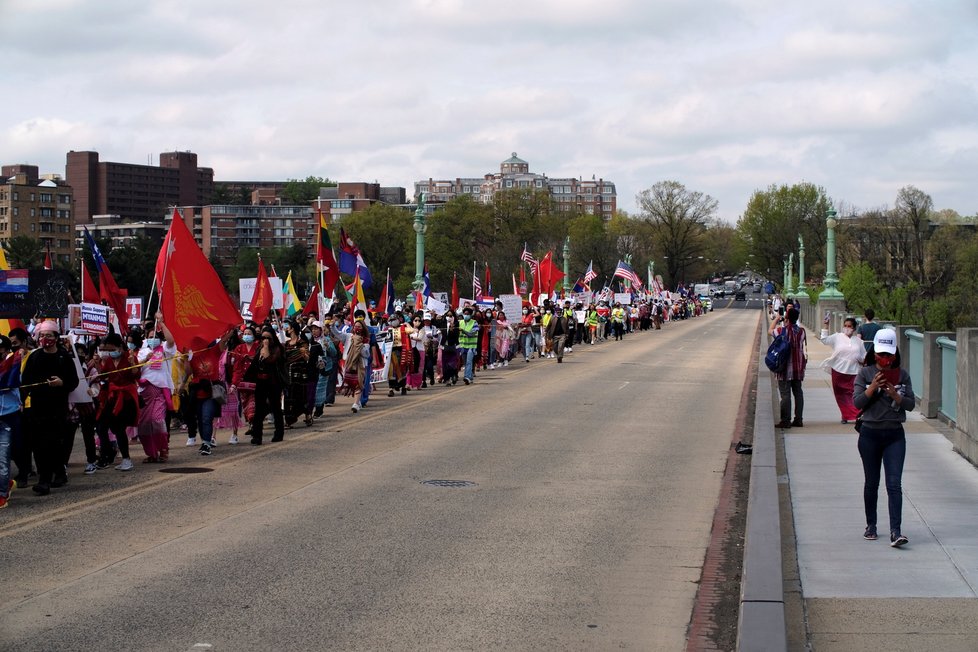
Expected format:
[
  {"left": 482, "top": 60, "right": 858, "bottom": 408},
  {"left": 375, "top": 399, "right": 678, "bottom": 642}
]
[{"left": 0, "top": 309, "right": 760, "bottom": 652}]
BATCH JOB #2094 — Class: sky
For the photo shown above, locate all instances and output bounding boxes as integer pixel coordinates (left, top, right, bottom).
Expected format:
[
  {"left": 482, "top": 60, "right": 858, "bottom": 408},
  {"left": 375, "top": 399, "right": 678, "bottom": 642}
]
[{"left": 1, "top": 0, "right": 977, "bottom": 222}]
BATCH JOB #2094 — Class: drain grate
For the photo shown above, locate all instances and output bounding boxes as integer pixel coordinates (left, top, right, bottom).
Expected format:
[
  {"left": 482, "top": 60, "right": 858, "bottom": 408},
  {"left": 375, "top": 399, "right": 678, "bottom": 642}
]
[
  {"left": 420, "top": 479, "right": 478, "bottom": 488},
  {"left": 158, "top": 467, "right": 215, "bottom": 474}
]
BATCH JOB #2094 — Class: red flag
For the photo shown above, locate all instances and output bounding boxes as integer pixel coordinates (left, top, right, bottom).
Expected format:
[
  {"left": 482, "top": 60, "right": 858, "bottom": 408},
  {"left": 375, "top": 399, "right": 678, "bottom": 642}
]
[
  {"left": 249, "top": 258, "right": 274, "bottom": 325},
  {"left": 301, "top": 284, "right": 320, "bottom": 317},
  {"left": 484, "top": 262, "right": 492, "bottom": 298},
  {"left": 512, "top": 273, "right": 518, "bottom": 296},
  {"left": 84, "top": 227, "right": 129, "bottom": 335},
  {"left": 156, "top": 209, "right": 242, "bottom": 350},
  {"left": 43, "top": 242, "right": 52, "bottom": 270},
  {"left": 451, "top": 272, "right": 459, "bottom": 310},
  {"left": 316, "top": 212, "right": 340, "bottom": 299},
  {"left": 538, "top": 252, "right": 565, "bottom": 296},
  {"left": 81, "top": 264, "right": 98, "bottom": 303}
]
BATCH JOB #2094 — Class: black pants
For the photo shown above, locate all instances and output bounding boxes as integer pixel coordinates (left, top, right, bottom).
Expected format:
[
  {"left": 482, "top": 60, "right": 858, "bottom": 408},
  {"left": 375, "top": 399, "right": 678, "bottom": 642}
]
[
  {"left": 25, "top": 411, "right": 68, "bottom": 486},
  {"left": 252, "top": 382, "right": 284, "bottom": 442},
  {"left": 98, "top": 406, "right": 135, "bottom": 463},
  {"left": 777, "top": 379, "right": 804, "bottom": 424},
  {"left": 858, "top": 425, "right": 906, "bottom": 534},
  {"left": 423, "top": 349, "right": 436, "bottom": 385}
]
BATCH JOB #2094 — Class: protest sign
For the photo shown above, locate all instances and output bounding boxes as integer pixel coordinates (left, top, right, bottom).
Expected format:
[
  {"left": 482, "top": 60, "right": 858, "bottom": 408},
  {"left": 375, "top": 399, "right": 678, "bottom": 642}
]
[
  {"left": 498, "top": 294, "right": 522, "bottom": 321},
  {"left": 126, "top": 297, "right": 143, "bottom": 325},
  {"left": 239, "top": 277, "right": 284, "bottom": 311},
  {"left": 614, "top": 292, "right": 632, "bottom": 305},
  {"left": 80, "top": 302, "right": 110, "bottom": 335},
  {"left": 425, "top": 296, "right": 447, "bottom": 315}
]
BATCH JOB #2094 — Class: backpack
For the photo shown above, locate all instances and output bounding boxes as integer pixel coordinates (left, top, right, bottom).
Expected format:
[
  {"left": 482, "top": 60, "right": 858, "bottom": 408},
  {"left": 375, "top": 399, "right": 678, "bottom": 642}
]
[{"left": 764, "top": 325, "right": 793, "bottom": 373}]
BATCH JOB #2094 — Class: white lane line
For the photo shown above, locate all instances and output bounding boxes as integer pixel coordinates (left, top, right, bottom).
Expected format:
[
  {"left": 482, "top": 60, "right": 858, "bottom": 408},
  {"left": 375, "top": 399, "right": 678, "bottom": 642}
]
[{"left": 617, "top": 382, "right": 629, "bottom": 390}]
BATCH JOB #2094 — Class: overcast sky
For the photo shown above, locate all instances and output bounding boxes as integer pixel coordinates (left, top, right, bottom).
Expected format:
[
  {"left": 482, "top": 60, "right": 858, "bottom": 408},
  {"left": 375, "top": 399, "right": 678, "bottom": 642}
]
[{"left": 2, "top": 0, "right": 976, "bottom": 222}]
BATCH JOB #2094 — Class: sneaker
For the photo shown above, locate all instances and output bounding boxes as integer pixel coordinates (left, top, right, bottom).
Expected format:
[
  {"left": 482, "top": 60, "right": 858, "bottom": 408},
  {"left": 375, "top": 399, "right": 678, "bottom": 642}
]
[
  {"left": 863, "top": 526, "right": 878, "bottom": 540},
  {"left": 503, "top": 361, "right": 509, "bottom": 367},
  {"left": 84, "top": 463, "right": 98, "bottom": 475},
  {"left": 229, "top": 435, "right": 239, "bottom": 445},
  {"left": 791, "top": 420, "right": 804, "bottom": 428},
  {"left": 0, "top": 495, "right": 7, "bottom": 509},
  {"left": 199, "top": 443, "right": 212, "bottom": 456},
  {"left": 186, "top": 437, "right": 197, "bottom": 447},
  {"left": 525, "top": 357, "right": 529, "bottom": 363},
  {"left": 116, "top": 458, "right": 134, "bottom": 471},
  {"left": 463, "top": 378, "right": 470, "bottom": 385},
  {"left": 96, "top": 459, "right": 112, "bottom": 470},
  {"left": 32, "top": 483, "right": 50, "bottom": 496},
  {"left": 209, "top": 439, "right": 218, "bottom": 447},
  {"left": 351, "top": 402, "right": 361, "bottom": 413},
  {"left": 890, "top": 533, "right": 909, "bottom": 548},
  {"left": 566, "top": 347, "right": 573, "bottom": 353}
]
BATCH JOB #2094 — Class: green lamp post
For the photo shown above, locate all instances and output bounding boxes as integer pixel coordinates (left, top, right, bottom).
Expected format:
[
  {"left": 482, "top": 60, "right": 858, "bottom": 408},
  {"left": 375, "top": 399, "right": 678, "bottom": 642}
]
[
  {"left": 818, "top": 208, "right": 844, "bottom": 299},
  {"left": 563, "top": 236, "right": 571, "bottom": 292},
  {"left": 796, "top": 235, "right": 806, "bottom": 294},
  {"left": 412, "top": 193, "right": 427, "bottom": 295},
  {"left": 782, "top": 257, "right": 789, "bottom": 294}
]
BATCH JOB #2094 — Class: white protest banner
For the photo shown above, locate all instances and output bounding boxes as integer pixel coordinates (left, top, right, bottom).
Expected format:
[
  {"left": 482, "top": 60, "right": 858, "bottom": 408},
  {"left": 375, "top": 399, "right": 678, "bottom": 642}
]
[
  {"left": 238, "top": 277, "right": 284, "bottom": 311},
  {"left": 498, "top": 294, "right": 522, "bottom": 322},
  {"left": 66, "top": 333, "right": 93, "bottom": 404},
  {"left": 425, "top": 296, "right": 447, "bottom": 315},
  {"left": 614, "top": 292, "right": 632, "bottom": 305},
  {"left": 79, "top": 302, "right": 110, "bottom": 335},
  {"left": 570, "top": 291, "right": 592, "bottom": 305},
  {"left": 574, "top": 310, "right": 586, "bottom": 323},
  {"left": 369, "top": 341, "right": 393, "bottom": 386}
]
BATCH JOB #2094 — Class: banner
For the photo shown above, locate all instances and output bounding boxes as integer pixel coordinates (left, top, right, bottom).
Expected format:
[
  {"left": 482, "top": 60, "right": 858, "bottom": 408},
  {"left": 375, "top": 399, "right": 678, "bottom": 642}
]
[
  {"left": 498, "top": 294, "right": 522, "bottom": 322},
  {"left": 369, "top": 340, "right": 393, "bottom": 386},
  {"left": 126, "top": 297, "right": 143, "bottom": 326},
  {"left": 425, "top": 296, "right": 447, "bottom": 315},
  {"left": 79, "top": 302, "right": 110, "bottom": 335},
  {"left": 239, "top": 277, "right": 284, "bottom": 310},
  {"left": 614, "top": 292, "right": 632, "bottom": 305}
]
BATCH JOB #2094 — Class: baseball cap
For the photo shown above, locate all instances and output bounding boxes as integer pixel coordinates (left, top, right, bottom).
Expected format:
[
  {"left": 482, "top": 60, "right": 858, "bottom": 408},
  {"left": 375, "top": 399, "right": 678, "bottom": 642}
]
[{"left": 873, "top": 328, "right": 897, "bottom": 355}]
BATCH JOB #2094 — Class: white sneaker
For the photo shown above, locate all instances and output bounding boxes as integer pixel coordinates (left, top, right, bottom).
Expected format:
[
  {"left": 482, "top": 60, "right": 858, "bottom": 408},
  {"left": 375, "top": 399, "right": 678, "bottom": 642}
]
[
  {"left": 116, "top": 458, "right": 134, "bottom": 472},
  {"left": 503, "top": 360, "right": 509, "bottom": 367},
  {"left": 566, "top": 347, "right": 573, "bottom": 352},
  {"left": 186, "top": 437, "right": 197, "bottom": 447},
  {"left": 209, "top": 439, "right": 218, "bottom": 447},
  {"left": 351, "top": 402, "right": 361, "bottom": 413},
  {"left": 229, "top": 435, "right": 239, "bottom": 445}
]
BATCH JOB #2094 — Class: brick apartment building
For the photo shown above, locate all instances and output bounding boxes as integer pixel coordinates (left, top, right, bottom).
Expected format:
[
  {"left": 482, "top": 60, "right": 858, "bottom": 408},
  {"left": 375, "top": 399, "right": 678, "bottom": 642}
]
[
  {"left": 66, "top": 150, "right": 214, "bottom": 224},
  {"left": 415, "top": 153, "right": 617, "bottom": 219},
  {"left": 0, "top": 164, "right": 75, "bottom": 266},
  {"left": 313, "top": 182, "right": 407, "bottom": 222}
]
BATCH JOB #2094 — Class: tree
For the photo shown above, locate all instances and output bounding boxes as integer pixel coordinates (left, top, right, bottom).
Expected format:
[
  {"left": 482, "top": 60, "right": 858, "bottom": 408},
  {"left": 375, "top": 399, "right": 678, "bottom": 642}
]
[
  {"left": 337, "top": 204, "right": 414, "bottom": 297},
  {"left": 637, "top": 181, "right": 717, "bottom": 286},
  {"left": 2, "top": 235, "right": 44, "bottom": 269},
  {"left": 282, "top": 176, "right": 336, "bottom": 205},
  {"left": 425, "top": 195, "right": 494, "bottom": 292},
  {"left": 106, "top": 236, "right": 159, "bottom": 298},
  {"left": 838, "top": 262, "right": 883, "bottom": 314}
]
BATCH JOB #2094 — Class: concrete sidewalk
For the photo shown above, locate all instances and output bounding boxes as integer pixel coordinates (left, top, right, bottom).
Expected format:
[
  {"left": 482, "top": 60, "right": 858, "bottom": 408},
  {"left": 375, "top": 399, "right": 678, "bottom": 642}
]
[{"left": 778, "top": 325, "right": 978, "bottom": 651}]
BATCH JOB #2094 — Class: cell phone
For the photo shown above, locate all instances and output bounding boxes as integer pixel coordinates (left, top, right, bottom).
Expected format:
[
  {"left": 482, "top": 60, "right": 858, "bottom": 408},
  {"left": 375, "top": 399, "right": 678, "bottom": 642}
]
[{"left": 881, "top": 368, "right": 901, "bottom": 386}]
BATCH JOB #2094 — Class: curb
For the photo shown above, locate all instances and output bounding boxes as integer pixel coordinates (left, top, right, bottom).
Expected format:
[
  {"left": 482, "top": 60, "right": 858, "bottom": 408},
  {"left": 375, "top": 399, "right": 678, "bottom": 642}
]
[{"left": 737, "top": 328, "right": 787, "bottom": 651}]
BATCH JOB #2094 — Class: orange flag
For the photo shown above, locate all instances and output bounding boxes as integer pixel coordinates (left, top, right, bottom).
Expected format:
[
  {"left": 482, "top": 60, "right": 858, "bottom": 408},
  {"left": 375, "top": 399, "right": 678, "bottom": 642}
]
[
  {"left": 249, "top": 258, "right": 274, "bottom": 325},
  {"left": 156, "top": 209, "right": 241, "bottom": 350}
]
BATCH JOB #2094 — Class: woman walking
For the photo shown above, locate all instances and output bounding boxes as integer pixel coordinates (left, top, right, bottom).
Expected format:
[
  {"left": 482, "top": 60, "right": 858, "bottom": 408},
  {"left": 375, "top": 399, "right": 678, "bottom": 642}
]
[
  {"left": 853, "top": 329, "right": 915, "bottom": 547},
  {"left": 819, "top": 317, "right": 865, "bottom": 424},
  {"left": 332, "top": 320, "right": 369, "bottom": 412},
  {"left": 230, "top": 325, "right": 260, "bottom": 439},
  {"left": 136, "top": 315, "right": 177, "bottom": 461},
  {"left": 246, "top": 327, "right": 286, "bottom": 445},
  {"left": 282, "top": 320, "right": 310, "bottom": 427}
]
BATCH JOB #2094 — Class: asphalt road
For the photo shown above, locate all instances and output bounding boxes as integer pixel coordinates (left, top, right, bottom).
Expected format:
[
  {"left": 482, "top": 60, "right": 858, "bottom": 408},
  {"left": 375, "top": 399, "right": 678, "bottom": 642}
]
[{"left": 0, "top": 309, "right": 760, "bottom": 652}]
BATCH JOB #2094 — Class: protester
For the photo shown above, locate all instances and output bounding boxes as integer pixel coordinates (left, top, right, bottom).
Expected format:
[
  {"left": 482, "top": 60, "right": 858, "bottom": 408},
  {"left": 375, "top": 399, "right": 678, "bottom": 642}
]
[
  {"left": 770, "top": 307, "right": 807, "bottom": 428},
  {"left": 20, "top": 321, "right": 79, "bottom": 494},
  {"left": 545, "top": 306, "right": 570, "bottom": 363},
  {"left": 94, "top": 332, "right": 140, "bottom": 471},
  {"left": 332, "top": 319, "right": 369, "bottom": 412},
  {"left": 853, "top": 328, "right": 915, "bottom": 547},
  {"left": 244, "top": 326, "right": 286, "bottom": 445},
  {"left": 0, "top": 334, "right": 21, "bottom": 508},
  {"left": 819, "top": 316, "right": 865, "bottom": 424},
  {"left": 182, "top": 333, "right": 230, "bottom": 456},
  {"left": 230, "top": 325, "right": 260, "bottom": 438},
  {"left": 491, "top": 311, "right": 514, "bottom": 368},
  {"left": 458, "top": 307, "right": 479, "bottom": 384},
  {"left": 136, "top": 314, "right": 177, "bottom": 460}
]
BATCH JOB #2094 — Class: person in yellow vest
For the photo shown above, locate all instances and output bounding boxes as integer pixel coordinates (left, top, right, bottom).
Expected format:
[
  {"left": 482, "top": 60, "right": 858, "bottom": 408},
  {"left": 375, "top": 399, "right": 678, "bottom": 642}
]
[
  {"left": 458, "top": 307, "right": 480, "bottom": 385},
  {"left": 611, "top": 303, "right": 626, "bottom": 341}
]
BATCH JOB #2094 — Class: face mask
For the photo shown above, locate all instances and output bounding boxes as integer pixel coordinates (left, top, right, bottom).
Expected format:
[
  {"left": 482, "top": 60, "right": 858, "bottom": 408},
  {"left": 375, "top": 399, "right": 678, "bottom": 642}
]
[
  {"left": 109, "top": 350, "right": 122, "bottom": 359},
  {"left": 463, "top": 314, "right": 471, "bottom": 321},
  {"left": 242, "top": 334, "right": 255, "bottom": 344},
  {"left": 843, "top": 327, "right": 854, "bottom": 337},
  {"left": 99, "top": 351, "right": 112, "bottom": 359},
  {"left": 523, "top": 310, "right": 528, "bottom": 315},
  {"left": 145, "top": 338, "right": 161, "bottom": 349},
  {"left": 272, "top": 325, "right": 279, "bottom": 332},
  {"left": 127, "top": 343, "right": 137, "bottom": 350}
]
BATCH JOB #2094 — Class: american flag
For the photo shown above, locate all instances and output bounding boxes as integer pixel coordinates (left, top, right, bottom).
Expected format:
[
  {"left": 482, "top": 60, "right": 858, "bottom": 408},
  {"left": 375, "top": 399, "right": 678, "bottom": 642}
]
[
  {"left": 473, "top": 273, "right": 482, "bottom": 300},
  {"left": 520, "top": 244, "right": 538, "bottom": 277},
  {"left": 613, "top": 260, "right": 643, "bottom": 288},
  {"left": 582, "top": 260, "right": 598, "bottom": 285}
]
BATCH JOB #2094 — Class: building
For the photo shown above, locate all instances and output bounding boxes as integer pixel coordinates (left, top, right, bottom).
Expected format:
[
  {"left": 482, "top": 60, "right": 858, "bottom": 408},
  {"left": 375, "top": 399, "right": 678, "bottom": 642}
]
[
  {"left": 313, "top": 182, "right": 407, "bottom": 222},
  {"left": 415, "top": 153, "right": 617, "bottom": 219},
  {"left": 171, "top": 204, "right": 315, "bottom": 271},
  {"left": 0, "top": 164, "right": 75, "bottom": 266},
  {"left": 74, "top": 215, "right": 168, "bottom": 251},
  {"left": 66, "top": 150, "right": 214, "bottom": 224}
]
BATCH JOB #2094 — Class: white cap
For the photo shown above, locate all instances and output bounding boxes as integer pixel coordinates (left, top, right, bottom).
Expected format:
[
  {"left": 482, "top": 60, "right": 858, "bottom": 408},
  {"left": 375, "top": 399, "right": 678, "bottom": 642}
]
[
  {"left": 310, "top": 320, "right": 323, "bottom": 329},
  {"left": 873, "top": 328, "right": 897, "bottom": 355},
  {"left": 423, "top": 312, "right": 432, "bottom": 320}
]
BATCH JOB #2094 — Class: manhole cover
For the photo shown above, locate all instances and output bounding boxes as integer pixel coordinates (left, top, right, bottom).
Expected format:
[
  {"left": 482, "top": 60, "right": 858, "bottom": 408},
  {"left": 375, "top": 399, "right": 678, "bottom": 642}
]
[
  {"left": 420, "top": 479, "right": 478, "bottom": 488},
  {"left": 158, "top": 467, "right": 215, "bottom": 474}
]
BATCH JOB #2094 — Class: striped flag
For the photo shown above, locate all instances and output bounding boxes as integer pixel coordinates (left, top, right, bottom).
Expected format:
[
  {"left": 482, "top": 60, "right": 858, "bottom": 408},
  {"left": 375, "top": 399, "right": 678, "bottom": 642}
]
[
  {"left": 582, "top": 260, "right": 597, "bottom": 286},
  {"left": 613, "top": 260, "right": 643, "bottom": 288}
]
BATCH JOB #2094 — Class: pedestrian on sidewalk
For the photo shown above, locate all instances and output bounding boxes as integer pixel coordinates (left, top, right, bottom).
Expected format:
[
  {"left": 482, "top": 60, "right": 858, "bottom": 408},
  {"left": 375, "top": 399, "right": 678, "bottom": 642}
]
[
  {"left": 819, "top": 316, "right": 865, "bottom": 424},
  {"left": 853, "top": 328, "right": 915, "bottom": 547},
  {"left": 856, "top": 308, "right": 882, "bottom": 354},
  {"left": 770, "top": 307, "right": 807, "bottom": 428}
]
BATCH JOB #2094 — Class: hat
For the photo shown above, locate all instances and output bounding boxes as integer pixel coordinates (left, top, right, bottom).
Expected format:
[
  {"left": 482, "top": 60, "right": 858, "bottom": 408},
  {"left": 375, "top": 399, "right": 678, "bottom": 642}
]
[
  {"left": 35, "top": 320, "right": 60, "bottom": 335},
  {"left": 309, "top": 320, "right": 323, "bottom": 329},
  {"left": 873, "top": 328, "right": 897, "bottom": 355},
  {"left": 423, "top": 312, "right": 432, "bottom": 320}
]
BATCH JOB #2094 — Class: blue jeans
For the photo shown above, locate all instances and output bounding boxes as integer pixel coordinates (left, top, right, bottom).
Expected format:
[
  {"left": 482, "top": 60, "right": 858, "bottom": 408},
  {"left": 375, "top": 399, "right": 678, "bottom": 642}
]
[
  {"left": 462, "top": 348, "right": 476, "bottom": 381},
  {"left": 0, "top": 415, "right": 12, "bottom": 498},
  {"left": 520, "top": 332, "right": 534, "bottom": 358},
  {"left": 858, "top": 425, "right": 906, "bottom": 534},
  {"left": 185, "top": 388, "right": 218, "bottom": 444},
  {"left": 361, "top": 363, "right": 372, "bottom": 405}
]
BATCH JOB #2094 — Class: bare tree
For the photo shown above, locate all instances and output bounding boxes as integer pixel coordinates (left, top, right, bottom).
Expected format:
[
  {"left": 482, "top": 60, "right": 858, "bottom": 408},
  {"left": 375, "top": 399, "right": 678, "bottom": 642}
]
[{"left": 636, "top": 181, "right": 717, "bottom": 286}]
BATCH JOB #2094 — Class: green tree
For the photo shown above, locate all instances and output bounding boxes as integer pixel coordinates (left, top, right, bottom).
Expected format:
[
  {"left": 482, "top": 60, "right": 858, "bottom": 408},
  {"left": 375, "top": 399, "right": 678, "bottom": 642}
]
[
  {"left": 637, "top": 181, "right": 717, "bottom": 286},
  {"left": 425, "top": 195, "right": 493, "bottom": 292},
  {"left": 282, "top": 176, "right": 336, "bottom": 205},
  {"left": 338, "top": 204, "right": 414, "bottom": 298},
  {"left": 106, "top": 236, "right": 159, "bottom": 298},
  {"left": 2, "top": 235, "right": 44, "bottom": 269},
  {"left": 838, "top": 261, "right": 883, "bottom": 314},
  {"left": 211, "top": 183, "right": 234, "bottom": 205}
]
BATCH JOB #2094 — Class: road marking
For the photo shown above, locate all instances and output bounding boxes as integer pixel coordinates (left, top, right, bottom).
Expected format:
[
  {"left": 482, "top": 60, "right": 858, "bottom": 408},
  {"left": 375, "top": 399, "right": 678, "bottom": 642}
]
[{"left": 618, "top": 382, "right": 629, "bottom": 390}]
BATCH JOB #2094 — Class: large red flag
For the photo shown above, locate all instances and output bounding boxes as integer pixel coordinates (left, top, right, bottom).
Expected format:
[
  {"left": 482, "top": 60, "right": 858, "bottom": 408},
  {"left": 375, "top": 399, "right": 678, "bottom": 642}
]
[
  {"left": 156, "top": 209, "right": 241, "bottom": 350},
  {"left": 538, "top": 252, "right": 565, "bottom": 295},
  {"left": 249, "top": 258, "right": 274, "bottom": 325},
  {"left": 451, "top": 272, "right": 459, "bottom": 310}
]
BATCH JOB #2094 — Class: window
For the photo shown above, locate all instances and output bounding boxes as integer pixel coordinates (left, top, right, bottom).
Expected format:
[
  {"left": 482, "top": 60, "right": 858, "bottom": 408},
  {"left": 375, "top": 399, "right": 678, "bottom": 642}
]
[
  {"left": 13, "top": 222, "right": 18, "bottom": 231},
  {"left": 505, "top": 180, "right": 513, "bottom": 188},
  {"left": 40, "top": 193, "right": 53, "bottom": 202},
  {"left": 29, "top": 193, "right": 35, "bottom": 201},
  {"left": 535, "top": 180, "right": 543, "bottom": 188},
  {"left": 40, "top": 207, "right": 53, "bottom": 217},
  {"left": 59, "top": 194, "right": 70, "bottom": 203},
  {"left": 30, "top": 208, "right": 36, "bottom": 217},
  {"left": 30, "top": 223, "right": 35, "bottom": 232},
  {"left": 12, "top": 207, "right": 18, "bottom": 216},
  {"left": 12, "top": 192, "right": 18, "bottom": 200}
]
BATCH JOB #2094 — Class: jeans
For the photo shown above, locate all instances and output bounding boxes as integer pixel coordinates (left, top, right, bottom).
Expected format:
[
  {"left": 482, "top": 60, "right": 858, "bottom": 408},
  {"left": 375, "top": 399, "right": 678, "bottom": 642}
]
[
  {"left": 184, "top": 388, "right": 218, "bottom": 444},
  {"left": 361, "top": 363, "right": 372, "bottom": 405},
  {"left": 325, "top": 366, "right": 338, "bottom": 405},
  {"left": 520, "top": 332, "right": 534, "bottom": 359},
  {"left": 858, "top": 425, "right": 906, "bottom": 534},
  {"left": 0, "top": 415, "right": 12, "bottom": 498},
  {"left": 462, "top": 347, "right": 476, "bottom": 381},
  {"left": 777, "top": 378, "right": 804, "bottom": 423}
]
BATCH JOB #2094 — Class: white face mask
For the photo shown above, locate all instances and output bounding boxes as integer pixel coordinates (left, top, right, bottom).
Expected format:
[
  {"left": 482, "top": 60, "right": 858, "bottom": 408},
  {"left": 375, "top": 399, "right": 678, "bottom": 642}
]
[{"left": 843, "top": 327, "right": 855, "bottom": 337}]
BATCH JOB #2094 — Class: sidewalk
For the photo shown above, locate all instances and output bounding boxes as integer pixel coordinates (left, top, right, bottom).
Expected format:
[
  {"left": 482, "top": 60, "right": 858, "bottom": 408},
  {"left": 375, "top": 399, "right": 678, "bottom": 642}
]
[{"left": 780, "top": 326, "right": 978, "bottom": 650}]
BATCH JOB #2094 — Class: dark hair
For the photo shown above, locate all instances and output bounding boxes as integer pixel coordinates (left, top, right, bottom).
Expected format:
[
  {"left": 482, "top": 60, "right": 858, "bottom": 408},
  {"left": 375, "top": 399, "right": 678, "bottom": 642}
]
[
  {"left": 0, "top": 335, "right": 10, "bottom": 349},
  {"left": 353, "top": 309, "right": 366, "bottom": 319},
  {"left": 864, "top": 308, "right": 875, "bottom": 320},
  {"left": 127, "top": 332, "right": 143, "bottom": 347},
  {"left": 865, "top": 345, "right": 901, "bottom": 368},
  {"left": 843, "top": 317, "right": 857, "bottom": 329},
  {"left": 8, "top": 327, "right": 29, "bottom": 343},
  {"left": 103, "top": 333, "right": 124, "bottom": 347},
  {"left": 786, "top": 307, "right": 799, "bottom": 324}
]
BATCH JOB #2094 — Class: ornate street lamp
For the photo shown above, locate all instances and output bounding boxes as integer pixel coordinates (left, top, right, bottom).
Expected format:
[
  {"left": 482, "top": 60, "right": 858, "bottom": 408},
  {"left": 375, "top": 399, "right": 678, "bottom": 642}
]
[
  {"left": 818, "top": 208, "right": 844, "bottom": 299},
  {"left": 797, "top": 235, "right": 806, "bottom": 293},
  {"left": 412, "top": 193, "right": 427, "bottom": 294},
  {"left": 563, "top": 236, "right": 571, "bottom": 291}
]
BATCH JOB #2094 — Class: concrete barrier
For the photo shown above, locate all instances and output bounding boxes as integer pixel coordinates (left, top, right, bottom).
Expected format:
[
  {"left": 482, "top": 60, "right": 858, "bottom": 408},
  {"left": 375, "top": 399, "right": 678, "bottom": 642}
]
[{"left": 737, "top": 333, "right": 787, "bottom": 651}]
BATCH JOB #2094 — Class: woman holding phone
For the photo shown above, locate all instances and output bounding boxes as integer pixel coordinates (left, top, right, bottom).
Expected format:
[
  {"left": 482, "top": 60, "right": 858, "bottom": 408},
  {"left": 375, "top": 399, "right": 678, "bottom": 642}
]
[{"left": 853, "top": 328, "right": 915, "bottom": 547}]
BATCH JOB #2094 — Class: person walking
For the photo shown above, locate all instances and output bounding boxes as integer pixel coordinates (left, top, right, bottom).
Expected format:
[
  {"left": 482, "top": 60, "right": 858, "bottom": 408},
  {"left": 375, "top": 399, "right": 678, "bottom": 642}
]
[
  {"left": 819, "top": 316, "right": 865, "bottom": 424},
  {"left": 136, "top": 315, "right": 177, "bottom": 460},
  {"left": 770, "top": 307, "right": 807, "bottom": 428},
  {"left": 0, "top": 334, "right": 21, "bottom": 508},
  {"left": 856, "top": 308, "right": 882, "bottom": 354},
  {"left": 94, "top": 333, "right": 140, "bottom": 472},
  {"left": 458, "top": 307, "right": 479, "bottom": 385},
  {"left": 545, "top": 308, "right": 570, "bottom": 363},
  {"left": 853, "top": 329, "right": 915, "bottom": 547},
  {"left": 245, "top": 327, "right": 286, "bottom": 444}
]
